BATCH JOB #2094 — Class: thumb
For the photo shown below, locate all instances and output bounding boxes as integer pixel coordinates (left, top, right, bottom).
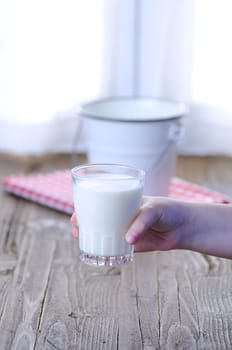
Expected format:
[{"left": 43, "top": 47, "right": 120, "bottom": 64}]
[{"left": 125, "top": 205, "right": 161, "bottom": 244}]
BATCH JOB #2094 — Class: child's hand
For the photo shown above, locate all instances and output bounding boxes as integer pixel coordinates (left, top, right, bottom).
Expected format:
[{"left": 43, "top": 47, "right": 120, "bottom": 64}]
[
  {"left": 125, "top": 196, "right": 189, "bottom": 252},
  {"left": 70, "top": 213, "right": 78, "bottom": 238}
]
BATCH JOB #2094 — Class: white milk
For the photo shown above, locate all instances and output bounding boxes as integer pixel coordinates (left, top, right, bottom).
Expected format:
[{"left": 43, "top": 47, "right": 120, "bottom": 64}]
[{"left": 73, "top": 173, "right": 143, "bottom": 256}]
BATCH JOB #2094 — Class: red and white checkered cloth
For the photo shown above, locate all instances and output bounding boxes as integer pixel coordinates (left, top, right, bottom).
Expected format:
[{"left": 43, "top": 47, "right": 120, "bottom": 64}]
[{"left": 2, "top": 170, "right": 231, "bottom": 214}]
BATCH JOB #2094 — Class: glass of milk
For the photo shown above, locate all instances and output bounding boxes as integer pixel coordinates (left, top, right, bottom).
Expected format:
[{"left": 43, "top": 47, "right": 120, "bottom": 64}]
[{"left": 72, "top": 163, "right": 145, "bottom": 267}]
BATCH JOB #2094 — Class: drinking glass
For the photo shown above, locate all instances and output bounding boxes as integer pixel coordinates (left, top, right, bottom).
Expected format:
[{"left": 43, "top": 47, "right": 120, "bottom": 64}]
[{"left": 72, "top": 163, "right": 145, "bottom": 267}]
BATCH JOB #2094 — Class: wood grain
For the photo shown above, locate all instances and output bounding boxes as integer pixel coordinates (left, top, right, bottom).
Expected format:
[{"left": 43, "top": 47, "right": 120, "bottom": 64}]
[{"left": 0, "top": 154, "right": 232, "bottom": 349}]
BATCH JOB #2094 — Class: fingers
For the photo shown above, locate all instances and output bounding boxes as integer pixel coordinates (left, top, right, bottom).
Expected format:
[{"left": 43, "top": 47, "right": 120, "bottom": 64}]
[
  {"left": 70, "top": 212, "right": 77, "bottom": 225},
  {"left": 70, "top": 212, "right": 79, "bottom": 238},
  {"left": 125, "top": 204, "right": 161, "bottom": 245},
  {"left": 72, "top": 226, "right": 79, "bottom": 238}
]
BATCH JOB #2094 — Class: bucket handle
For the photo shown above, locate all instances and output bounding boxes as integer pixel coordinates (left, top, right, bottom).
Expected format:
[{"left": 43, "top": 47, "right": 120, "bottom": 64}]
[
  {"left": 147, "top": 121, "right": 185, "bottom": 174},
  {"left": 71, "top": 117, "right": 83, "bottom": 167},
  {"left": 168, "top": 121, "right": 185, "bottom": 141}
]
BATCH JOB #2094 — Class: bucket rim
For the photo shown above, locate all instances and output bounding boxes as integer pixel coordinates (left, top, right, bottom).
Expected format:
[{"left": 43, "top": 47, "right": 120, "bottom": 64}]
[{"left": 80, "top": 96, "right": 188, "bottom": 122}]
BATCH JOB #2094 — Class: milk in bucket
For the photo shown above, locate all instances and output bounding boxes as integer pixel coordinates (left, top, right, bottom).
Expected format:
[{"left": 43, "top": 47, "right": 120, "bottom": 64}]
[{"left": 79, "top": 97, "right": 187, "bottom": 196}]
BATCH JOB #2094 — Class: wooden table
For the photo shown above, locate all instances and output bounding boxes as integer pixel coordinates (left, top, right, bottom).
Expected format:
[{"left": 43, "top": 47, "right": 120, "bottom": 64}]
[{"left": 0, "top": 154, "right": 232, "bottom": 350}]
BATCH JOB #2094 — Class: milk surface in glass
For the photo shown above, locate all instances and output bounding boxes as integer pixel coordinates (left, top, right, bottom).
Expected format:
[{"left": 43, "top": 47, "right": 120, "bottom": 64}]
[{"left": 73, "top": 170, "right": 144, "bottom": 265}]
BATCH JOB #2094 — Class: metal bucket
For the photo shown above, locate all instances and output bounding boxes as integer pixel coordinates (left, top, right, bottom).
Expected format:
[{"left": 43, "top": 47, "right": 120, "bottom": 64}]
[{"left": 80, "top": 97, "right": 187, "bottom": 195}]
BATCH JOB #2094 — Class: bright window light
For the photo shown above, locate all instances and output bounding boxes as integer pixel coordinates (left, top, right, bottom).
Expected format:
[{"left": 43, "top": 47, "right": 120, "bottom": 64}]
[
  {"left": 192, "top": 0, "right": 232, "bottom": 113},
  {"left": 0, "top": 0, "right": 104, "bottom": 123}
]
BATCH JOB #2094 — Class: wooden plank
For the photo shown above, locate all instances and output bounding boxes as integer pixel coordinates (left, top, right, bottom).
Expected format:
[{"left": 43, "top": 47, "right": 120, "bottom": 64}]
[
  {"left": 34, "top": 221, "right": 79, "bottom": 350},
  {"left": 155, "top": 250, "right": 232, "bottom": 350},
  {"left": 176, "top": 156, "right": 208, "bottom": 185},
  {"left": 117, "top": 263, "right": 142, "bottom": 350},
  {"left": 0, "top": 216, "right": 59, "bottom": 349},
  {"left": 191, "top": 255, "right": 232, "bottom": 349},
  {"left": 133, "top": 252, "right": 160, "bottom": 349},
  {"left": 177, "top": 155, "right": 232, "bottom": 197},
  {"left": 206, "top": 156, "right": 232, "bottom": 197},
  {"left": 155, "top": 251, "right": 198, "bottom": 350}
]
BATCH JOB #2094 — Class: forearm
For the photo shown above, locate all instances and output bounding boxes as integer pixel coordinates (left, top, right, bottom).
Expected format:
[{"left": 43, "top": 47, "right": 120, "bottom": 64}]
[{"left": 179, "top": 202, "right": 232, "bottom": 259}]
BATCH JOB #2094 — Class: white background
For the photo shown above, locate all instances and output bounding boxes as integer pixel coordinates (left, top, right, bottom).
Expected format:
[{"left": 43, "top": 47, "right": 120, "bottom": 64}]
[{"left": 0, "top": 0, "right": 232, "bottom": 155}]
